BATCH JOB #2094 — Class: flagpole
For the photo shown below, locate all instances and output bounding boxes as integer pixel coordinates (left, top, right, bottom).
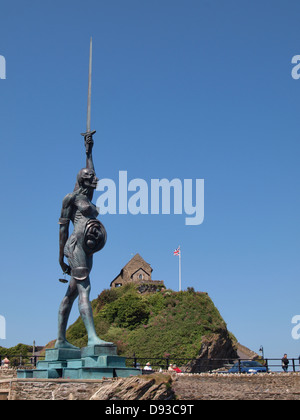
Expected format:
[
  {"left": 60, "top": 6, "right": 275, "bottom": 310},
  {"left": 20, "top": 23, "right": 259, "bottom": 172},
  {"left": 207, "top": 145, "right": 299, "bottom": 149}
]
[
  {"left": 179, "top": 246, "right": 181, "bottom": 292},
  {"left": 173, "top": 246, "right": 181, "bottom": 292}
]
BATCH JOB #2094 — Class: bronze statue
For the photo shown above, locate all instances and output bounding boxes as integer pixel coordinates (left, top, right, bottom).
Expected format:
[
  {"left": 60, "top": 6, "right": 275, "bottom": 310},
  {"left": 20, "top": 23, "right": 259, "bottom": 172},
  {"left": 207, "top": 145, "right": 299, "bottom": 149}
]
[
  {"left": 55, "top": 132, "right": 107, "bottom": 349},
  {"left": 55, "top": 39, "right": 108, "bottom": 349},
  {"left": 17, "top": 39, "right": 143, "bottom": 381}
]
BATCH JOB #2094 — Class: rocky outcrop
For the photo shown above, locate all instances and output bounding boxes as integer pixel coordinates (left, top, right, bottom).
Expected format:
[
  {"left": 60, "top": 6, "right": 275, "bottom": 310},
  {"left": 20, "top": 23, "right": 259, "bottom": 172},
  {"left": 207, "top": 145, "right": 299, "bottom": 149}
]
[
  {"left": 90, "top": 374, "right": 174, "bottom": 400},
  {"left": 236, "top": 343, "right": 259, "bottom": 360},
  {"left": 185, "top": 331, "right": 238, "bottom": 373}
]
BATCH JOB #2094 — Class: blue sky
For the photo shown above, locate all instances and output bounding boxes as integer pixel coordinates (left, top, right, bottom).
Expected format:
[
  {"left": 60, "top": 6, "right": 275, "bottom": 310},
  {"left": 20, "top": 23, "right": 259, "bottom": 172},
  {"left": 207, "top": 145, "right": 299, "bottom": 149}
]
[{"left": 1, "top": 0, "right": 300, "bottom": 359}]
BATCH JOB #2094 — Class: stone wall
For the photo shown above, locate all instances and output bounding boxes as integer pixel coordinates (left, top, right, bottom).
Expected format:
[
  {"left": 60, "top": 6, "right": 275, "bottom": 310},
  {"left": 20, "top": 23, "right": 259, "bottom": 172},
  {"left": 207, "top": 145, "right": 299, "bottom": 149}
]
[
  {"left": 0, "top": 368, "right": 17, "bottom": 380},
  {"left": 1, "top": 373, "right": 300, "bottom": 400},
  {"left": 1, "top": 374, "right": 173, "bottom": 400},
  {"left": 2, "top": 378, "right": 108, "bottom": 400},
  {"left": 172, "top": 373, "right": 300, "bottom": 400}
]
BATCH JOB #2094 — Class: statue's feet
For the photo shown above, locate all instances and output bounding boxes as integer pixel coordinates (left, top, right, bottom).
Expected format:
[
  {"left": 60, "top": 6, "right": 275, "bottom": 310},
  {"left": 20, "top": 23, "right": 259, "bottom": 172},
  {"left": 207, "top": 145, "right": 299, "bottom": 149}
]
[
  {"left": 87, "top": 335, "right": 113, "bottom": 346},
  {"left": 55, "top": 339, "right": 79, "bottom": 350}
]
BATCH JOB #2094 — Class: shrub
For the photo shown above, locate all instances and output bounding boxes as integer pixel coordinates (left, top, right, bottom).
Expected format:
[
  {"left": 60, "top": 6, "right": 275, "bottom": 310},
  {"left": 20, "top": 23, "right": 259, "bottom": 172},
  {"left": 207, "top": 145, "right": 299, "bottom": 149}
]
[{"left": 102, "top": 293, "right": 150, "bottom": 330}]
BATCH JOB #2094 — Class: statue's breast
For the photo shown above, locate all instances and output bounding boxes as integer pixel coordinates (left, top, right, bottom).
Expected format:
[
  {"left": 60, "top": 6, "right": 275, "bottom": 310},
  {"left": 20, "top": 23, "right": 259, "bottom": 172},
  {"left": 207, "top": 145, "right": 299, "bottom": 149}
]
[{"left": 74, "top": 195, "right": 99, "bottom": 219}]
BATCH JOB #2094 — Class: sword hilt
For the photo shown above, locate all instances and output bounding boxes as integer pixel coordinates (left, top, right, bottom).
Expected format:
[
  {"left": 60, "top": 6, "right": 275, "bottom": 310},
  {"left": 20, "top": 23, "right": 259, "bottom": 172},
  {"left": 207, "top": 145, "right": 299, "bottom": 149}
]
[{"left": 80, "top": 130, "right": 96, "bottom": 137}]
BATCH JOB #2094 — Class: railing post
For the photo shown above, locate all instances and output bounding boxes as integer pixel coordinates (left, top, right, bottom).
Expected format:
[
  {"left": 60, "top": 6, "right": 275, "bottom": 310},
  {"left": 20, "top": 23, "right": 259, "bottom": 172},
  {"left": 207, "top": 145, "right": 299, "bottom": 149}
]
[
  {"left": 292, "top": 359, "right": 295, "bottom": 372},
  {"left": 265, "top": 359, "right": 268, "bottom": 373}
]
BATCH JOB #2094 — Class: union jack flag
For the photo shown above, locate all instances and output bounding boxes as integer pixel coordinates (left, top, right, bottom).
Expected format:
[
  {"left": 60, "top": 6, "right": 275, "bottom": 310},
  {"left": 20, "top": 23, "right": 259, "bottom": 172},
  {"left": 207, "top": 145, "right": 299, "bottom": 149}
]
[{"left": 173, "top": 246, "right": 180, "bottom": 256}]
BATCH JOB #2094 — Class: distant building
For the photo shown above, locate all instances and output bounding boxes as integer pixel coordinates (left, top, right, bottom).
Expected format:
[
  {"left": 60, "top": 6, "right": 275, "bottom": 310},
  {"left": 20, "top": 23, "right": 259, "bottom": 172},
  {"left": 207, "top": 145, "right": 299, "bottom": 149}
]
[{"left": 110, "top": 253, "right": 165, "bottom": 291}]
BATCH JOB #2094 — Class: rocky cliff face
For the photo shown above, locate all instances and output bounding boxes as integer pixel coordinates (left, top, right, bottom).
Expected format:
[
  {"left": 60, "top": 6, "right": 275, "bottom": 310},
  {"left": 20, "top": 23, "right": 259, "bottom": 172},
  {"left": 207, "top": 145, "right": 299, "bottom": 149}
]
[{"left": 186, "top": 331, "right": 238, "bottom": 373}]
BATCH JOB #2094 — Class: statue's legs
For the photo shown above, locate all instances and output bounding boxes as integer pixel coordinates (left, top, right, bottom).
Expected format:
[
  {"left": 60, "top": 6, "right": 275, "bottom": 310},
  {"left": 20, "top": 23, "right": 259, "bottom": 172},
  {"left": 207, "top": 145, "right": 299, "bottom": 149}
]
[
  {"left": 56, "top": 243, "right": 109, "bottom": 348},
  {"left": 55, "top": 276, "right": 106, "bottom": 349},
  {"left": 77, "top": 276, "right": 106, "bottom": 346},
  {"left": 55, "top": 278, "right": 79, "bottom": 349}
]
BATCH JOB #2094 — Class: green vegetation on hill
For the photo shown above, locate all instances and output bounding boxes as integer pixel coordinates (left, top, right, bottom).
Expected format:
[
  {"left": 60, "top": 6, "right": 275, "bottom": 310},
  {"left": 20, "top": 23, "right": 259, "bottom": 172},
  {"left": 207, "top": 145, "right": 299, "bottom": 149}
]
[
  {"left": 0, "top": 343, "right": 33, "bottom": 357},
  {"left": 66, "top": 284, "right": 235, "bottom": 360}
]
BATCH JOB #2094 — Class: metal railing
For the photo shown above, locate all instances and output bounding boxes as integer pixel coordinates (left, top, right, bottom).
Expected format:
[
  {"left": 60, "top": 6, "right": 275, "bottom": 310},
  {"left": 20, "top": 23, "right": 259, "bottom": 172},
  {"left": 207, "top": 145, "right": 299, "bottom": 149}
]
[
  {"left": 126, "top": 356, "right": 300, "bottom": 373},
  {"left": 263, "top": 358, "right": 300, "bottom": 373},
  {"left": 127, "top": 357, "right": 300, "bottom": 373},
  {"left": 1, "top": 354, "right": 300, "bottom": 373}
]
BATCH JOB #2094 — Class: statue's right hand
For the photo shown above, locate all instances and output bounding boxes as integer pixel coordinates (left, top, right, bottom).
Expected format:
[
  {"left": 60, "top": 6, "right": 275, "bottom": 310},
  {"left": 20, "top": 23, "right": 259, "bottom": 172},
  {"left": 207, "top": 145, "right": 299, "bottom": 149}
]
[
  {"left": 85, "top": 134, "right": 94, "bottom": 155},
  {"left": 60, "top": 261, "right": 71, "bottom": 275}
]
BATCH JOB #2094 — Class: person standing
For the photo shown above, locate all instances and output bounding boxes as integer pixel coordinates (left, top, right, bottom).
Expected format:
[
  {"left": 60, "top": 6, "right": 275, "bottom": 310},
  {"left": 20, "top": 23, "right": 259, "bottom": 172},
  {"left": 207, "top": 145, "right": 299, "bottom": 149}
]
[
  {"left": 2, "top": 357, "right": 9, "bottom": 368},
  {"left": 281, "top": 354, "right": 289, "bottom": 372}
]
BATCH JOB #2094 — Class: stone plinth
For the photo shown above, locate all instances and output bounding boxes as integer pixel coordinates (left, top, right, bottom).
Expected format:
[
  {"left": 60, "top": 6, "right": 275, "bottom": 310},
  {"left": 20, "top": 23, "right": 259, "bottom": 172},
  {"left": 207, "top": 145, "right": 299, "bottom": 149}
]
[
  {"left": 81, "top": 343, "right": 117, "bottom": 357},
  {"left": 17, "top": 344, "right": 141, "bottom": 380},
  {"left": 45, "top": 347, "right": 81, "bottom": 361}
]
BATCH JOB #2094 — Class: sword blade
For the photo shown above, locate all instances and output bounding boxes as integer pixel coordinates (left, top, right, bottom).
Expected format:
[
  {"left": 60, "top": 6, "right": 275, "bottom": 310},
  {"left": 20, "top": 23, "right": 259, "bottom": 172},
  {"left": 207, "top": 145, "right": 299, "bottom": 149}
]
[{"left": 86, "top": 37, "right": 92, "bottom": 133}]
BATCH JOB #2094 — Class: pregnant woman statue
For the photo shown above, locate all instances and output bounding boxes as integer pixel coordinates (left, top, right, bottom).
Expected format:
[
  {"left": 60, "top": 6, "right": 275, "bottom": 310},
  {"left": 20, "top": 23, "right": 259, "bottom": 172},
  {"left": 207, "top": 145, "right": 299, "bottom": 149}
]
[{"left": 55, "top": 131, "right": 107, "bottom": 349}]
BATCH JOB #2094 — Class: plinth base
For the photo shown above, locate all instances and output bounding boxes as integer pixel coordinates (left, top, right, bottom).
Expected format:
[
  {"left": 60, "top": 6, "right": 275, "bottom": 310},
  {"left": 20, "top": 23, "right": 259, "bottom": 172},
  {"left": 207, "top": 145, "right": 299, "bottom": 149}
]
[{"left": 17, "top": 344, "right": 141, "bottom": 380}]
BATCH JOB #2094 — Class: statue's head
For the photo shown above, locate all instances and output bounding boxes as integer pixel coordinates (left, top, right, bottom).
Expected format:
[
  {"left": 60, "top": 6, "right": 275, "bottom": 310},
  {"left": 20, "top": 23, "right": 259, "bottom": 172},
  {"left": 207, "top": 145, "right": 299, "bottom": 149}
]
[{"left": 77, "top": 168, "right": 99, "bottom": 190}]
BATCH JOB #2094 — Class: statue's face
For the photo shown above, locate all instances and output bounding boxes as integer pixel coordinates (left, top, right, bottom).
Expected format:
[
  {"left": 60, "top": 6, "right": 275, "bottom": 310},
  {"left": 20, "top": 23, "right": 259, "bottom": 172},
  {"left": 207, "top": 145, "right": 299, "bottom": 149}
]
[{"left": 78, "top": 169, "right": 99, "bottom": 189}]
